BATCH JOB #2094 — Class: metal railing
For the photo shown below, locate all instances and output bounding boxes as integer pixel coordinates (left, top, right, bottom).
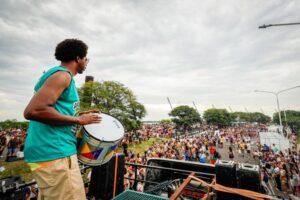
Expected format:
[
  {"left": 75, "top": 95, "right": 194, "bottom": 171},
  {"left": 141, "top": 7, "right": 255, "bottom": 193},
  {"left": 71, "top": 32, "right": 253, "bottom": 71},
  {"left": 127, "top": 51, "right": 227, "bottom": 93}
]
[
  {"left": 0, "top": 161, "right": 284, "bottom": 199},
  {"left": 0, "top": 161, "right": 215, "bottom": 196},
  {"left": 123, "top": 162, "right": 214, "bottom": 190}
]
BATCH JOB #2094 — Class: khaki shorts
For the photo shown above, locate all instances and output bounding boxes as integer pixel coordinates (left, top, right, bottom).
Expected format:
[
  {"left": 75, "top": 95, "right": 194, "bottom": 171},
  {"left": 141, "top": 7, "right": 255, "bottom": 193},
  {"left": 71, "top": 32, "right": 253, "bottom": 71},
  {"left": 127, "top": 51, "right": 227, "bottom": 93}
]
[{"left": 32, "top": 154, "right": 86, "bottom": 200}]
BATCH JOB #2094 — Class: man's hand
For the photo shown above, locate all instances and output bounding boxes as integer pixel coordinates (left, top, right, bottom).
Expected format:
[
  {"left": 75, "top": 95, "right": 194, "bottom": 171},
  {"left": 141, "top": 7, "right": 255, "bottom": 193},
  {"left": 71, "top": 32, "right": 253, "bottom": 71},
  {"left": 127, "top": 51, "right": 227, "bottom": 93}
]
[
  {"left": 78, "top": 109, "right": 100, "bottom": 116},
  {"left": 77, "top": 113, "right": 102, "bottom": 125}
]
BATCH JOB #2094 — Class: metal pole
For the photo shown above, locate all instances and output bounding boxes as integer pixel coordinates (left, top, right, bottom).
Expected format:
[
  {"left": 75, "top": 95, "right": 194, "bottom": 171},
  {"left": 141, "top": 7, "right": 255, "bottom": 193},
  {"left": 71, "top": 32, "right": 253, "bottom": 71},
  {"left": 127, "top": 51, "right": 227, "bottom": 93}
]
[
  {"left": 167, "top": 97, "right": 173, "bottom": 110},
  {"left": 254, "top": 86, "right": 300, "bottom": 133},
  {"left": 275, "top": 94, "right": 283, "bottom": 133},
  {"left": 245, "top": 107, "right": 250, "bottom": 122},
  {"left": 192, "top": 101, "right": 201, "bottom": 128},
  {"left": 192, "top": 101, "right": 200, "bottom": 113},
  {"left": 283, "top": 109, "right": 288, "bottom": 127},
  {"left": 259, "top": 22, "right": 300, "bottom": 29}
]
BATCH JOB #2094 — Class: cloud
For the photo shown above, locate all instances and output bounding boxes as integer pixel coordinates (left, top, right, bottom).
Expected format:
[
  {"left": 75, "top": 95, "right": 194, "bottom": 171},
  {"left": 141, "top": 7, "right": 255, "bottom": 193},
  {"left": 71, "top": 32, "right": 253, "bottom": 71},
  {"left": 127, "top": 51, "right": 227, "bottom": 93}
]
[{"left": 0, "top": 0, "right": 300, "bottom": 121}]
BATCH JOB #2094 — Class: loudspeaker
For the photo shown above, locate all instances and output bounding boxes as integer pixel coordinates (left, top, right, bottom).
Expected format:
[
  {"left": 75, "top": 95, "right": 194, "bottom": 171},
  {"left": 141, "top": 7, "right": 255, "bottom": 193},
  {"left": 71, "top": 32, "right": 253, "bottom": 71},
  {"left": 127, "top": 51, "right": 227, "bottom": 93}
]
[
  {"left": 0, "top": 176, "right": 24, "bottom": 200},
  {"left": 144, "top": 158, "right": 215, "bottom": 192},
  {"left": 5, "top": 156, "right": 18, "bottom": 162},
  {"left": 215, "top": 160, "right": 238, "bottom": 200},
  {"left": 237, "top": 163, "right": 261, "bottom": 200},
  {"left": 0, "top": 190, "right": 25, "bottom": 200},
  {"left": 88, "top": 153, "right": 125, "bottom": 200}
]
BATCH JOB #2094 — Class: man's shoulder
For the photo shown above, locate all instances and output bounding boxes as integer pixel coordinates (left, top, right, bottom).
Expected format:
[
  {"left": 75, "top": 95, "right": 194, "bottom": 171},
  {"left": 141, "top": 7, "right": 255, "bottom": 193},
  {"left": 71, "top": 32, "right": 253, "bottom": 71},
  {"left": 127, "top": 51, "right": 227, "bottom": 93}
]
[
  {"left": 43, "top": 70, "right": 72, "bottom": 88},
  {"left": 36, "top": 67, "right": 71, "bottom": 89},
  {"left": 51, "top": 70, "right": 71, "bottom": 79}
]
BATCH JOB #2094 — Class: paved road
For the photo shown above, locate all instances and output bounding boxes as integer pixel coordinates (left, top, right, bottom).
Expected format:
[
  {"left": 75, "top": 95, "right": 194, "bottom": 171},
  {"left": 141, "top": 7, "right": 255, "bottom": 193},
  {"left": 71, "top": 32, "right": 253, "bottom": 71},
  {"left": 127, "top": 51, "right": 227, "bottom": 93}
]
[
  {"left": 216, "top": 142, "right": 259, "bottom": 165},
  {"left": 0, "top": 147, "right": 21, "bottom": 161}
]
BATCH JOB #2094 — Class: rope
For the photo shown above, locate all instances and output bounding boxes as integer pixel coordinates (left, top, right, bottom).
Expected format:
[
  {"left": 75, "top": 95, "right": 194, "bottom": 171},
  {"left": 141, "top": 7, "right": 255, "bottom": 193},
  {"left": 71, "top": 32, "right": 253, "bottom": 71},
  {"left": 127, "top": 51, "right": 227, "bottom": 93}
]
[
  {"left": 113, "top": 152, "right": 119, "bottom": 197},
  {"left": 189, "top": 175, "right": 272, "bottom": 200}
]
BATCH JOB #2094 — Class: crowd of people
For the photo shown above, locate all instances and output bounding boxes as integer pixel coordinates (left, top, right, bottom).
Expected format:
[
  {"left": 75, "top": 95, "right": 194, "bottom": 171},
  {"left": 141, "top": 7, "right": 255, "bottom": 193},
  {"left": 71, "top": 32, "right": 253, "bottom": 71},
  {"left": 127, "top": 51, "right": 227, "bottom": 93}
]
[
  {"left": 122, "top": 123, "right": 300, "bottom": 197},
  {"left": 0, "top": 127, "right": 38, "bottom": 200},
  {"left": 0, "top": 128, "right": 26, "bottom": 159},
  {"left": 122, "top": 123, "right": 259, "bottom": 192},
  {"left": 260, "top": 142, "right": 300, "bottom": 196},
  {"left": 0, "top": 123, "right": 300, "bottom": 198}
]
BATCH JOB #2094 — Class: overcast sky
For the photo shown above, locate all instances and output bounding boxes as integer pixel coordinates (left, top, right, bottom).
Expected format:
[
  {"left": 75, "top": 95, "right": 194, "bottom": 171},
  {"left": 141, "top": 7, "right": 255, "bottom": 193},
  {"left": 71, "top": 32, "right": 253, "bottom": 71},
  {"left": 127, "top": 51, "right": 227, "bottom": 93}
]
[{"left": 0, "top": 0, "right": 300, "bottom": 121}]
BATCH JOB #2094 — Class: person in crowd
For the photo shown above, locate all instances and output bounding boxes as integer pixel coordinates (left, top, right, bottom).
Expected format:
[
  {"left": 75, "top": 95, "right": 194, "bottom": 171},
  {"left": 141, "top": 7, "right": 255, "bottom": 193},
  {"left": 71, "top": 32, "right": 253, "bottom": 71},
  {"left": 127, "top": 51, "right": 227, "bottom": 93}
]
[
  {"left": 7, "top": 136, "right": 17, "bottom": 157},
  {"left": 122, "top": 139, "right": 128, "bottom": 157},
  {"left": 229, "top": 146, "right": 234, "bottom": 161}
]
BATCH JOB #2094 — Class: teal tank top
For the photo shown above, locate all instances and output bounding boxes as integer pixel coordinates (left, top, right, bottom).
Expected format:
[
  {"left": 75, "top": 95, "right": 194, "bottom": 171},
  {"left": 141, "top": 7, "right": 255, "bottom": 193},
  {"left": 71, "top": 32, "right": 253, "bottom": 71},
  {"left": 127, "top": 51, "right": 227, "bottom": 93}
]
[{"left": 24, "top": 66, "right": 80, "bottom": 162}]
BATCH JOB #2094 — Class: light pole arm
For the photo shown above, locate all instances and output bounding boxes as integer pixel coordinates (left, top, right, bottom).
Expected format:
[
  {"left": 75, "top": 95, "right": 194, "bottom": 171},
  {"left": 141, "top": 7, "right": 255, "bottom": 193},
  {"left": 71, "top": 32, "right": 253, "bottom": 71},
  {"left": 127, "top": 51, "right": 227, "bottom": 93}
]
[
  {"left": 259, "top": 23, "right": 300, "bottom": 29},
  {"left": 254, "top": 90, "right": 276, "bottom": 95},
  {"left": 277, "top": 86, "right": 300, "bottom": 95},
  {"left": 254, "top": 89, "right": 281, "bottom": 130}
]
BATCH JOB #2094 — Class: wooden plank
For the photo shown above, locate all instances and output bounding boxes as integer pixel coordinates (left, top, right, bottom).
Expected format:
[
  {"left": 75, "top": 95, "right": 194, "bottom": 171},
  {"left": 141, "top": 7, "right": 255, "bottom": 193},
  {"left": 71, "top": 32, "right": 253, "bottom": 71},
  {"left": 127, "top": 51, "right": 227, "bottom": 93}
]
[{"left": 169, "top": 172, "right": 195, "bottom": 200}]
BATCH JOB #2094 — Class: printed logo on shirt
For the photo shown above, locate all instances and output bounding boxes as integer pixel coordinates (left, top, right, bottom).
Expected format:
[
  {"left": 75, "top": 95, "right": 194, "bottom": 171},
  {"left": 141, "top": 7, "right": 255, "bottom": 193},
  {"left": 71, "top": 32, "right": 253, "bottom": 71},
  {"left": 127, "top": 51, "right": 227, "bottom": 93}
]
[
  {"left": 71, "top": 125, "right": 78, "bottom": 134},
  {"left": 73, "top": 101, "right": 80, "bottom": 111}
]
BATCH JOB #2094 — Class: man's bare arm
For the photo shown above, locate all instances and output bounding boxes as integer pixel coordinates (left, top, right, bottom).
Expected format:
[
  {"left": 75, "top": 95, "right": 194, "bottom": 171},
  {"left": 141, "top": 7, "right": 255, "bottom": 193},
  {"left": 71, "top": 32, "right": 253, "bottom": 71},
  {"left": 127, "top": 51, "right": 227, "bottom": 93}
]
[{"left": 24, "top": 71, "right": 100, "bottom": 125}]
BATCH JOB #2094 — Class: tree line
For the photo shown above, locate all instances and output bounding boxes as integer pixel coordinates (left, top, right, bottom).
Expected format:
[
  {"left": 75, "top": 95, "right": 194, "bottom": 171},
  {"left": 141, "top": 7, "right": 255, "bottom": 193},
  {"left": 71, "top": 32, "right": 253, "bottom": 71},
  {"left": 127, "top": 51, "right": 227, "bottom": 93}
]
[
  {"left": 1, "top": 80, "right": 299, "bottom": 134},
  {"left": 0, "top": 119, "right": 28, "bottom": 130},
  {"left": 167, "top": 106, "right": 300, "bottom": 133}
]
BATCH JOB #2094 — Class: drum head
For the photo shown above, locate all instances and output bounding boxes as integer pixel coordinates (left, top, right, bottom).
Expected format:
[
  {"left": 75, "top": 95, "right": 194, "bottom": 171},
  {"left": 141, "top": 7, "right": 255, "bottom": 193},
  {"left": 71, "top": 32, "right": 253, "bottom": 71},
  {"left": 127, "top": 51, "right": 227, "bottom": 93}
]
[{"left": 83, "top": 113, "right": 124, "bottom": 141}]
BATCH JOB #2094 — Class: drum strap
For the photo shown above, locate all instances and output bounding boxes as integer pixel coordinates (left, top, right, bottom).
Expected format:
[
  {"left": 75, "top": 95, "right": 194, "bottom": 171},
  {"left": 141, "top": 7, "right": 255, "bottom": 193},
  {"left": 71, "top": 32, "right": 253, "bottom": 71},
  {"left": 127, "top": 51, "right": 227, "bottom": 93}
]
[{"left": 113, "top": 152, "right": 118, "bottom": 197}]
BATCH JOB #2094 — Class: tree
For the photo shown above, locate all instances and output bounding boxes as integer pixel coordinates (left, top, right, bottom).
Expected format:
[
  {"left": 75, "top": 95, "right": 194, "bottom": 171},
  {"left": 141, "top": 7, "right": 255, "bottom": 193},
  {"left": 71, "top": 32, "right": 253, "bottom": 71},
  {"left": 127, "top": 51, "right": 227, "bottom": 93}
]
[
  {"left": 250, "top": 112, "right": 271, "bottom": 124},
  {"left": 169, "top": 105, "right": 201, "bottom": 131},
  {"left": 160, "top": 119, "right": 172, "bottom": 125},
  {"left": 78, "top": 81, "right": 146, "bottom": 132},
  {"left": 80, "top": 81, "right": 93, "bottom": 109},
  {"left": 273, "top": 110, "right": 300, "bottom": 133},
  {"left": 203, "top": 108, "right": 231, "bottom": 127},
  {"left": 0, "top": 119, "right": 29, "bottom": 129},
  {"left": 231, "top": 112, "right": 271, "bottom": 124},
  {"left": 231, "top": 112, "right": 250, "bottom": 122}
]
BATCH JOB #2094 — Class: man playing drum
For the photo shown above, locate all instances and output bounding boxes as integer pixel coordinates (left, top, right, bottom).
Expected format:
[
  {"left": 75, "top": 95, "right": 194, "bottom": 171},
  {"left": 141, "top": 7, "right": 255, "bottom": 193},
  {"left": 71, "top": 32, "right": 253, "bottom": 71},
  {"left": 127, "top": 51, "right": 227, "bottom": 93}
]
[{"left": 24, "top": 39, "right": 101, "bottom": 200}]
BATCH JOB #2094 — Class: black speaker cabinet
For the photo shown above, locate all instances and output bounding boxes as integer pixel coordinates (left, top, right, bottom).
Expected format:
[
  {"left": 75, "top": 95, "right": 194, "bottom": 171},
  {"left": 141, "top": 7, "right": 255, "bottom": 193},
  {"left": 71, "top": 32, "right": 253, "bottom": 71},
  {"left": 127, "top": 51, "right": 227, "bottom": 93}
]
[
  {"left": 5, "top": 156, "right": 18, "bottom": 162},
  {"left": 237, "top": 163, "right": 261, "bottom": 200},
  {"left": 88, "top": 154, "right": 125, "bottom": 200},
  {"left": 0, "top": 176, "right": 24, "bottom": 200},
  {"left": 215, "top": 160, "right": 238, "bottom": 200},
  {"left": 144, "top": 158, "right": 215, "bottom": 192}
]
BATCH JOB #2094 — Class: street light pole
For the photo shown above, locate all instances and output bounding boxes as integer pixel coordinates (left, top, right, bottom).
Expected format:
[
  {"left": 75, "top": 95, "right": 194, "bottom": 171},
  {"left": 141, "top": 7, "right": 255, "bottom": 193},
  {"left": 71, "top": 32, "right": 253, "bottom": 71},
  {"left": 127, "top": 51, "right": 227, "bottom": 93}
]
[
  {"left": 167, "top": 97, "right": 173, "bottom": 110},
  {"left": 282, "top": 107, "right": 289, "bottom": 127},
  {"left": 254, "top": 85, "right": 300, "bottom": 133},
  {"left": 259, "top": 22, "right": 300, "bottom": 29},
  {"left": 275, "top": 93, "right": 282, "bottom": 130},
  {"left": 283, "top": 109, "right": 288, "bottom": 127}
]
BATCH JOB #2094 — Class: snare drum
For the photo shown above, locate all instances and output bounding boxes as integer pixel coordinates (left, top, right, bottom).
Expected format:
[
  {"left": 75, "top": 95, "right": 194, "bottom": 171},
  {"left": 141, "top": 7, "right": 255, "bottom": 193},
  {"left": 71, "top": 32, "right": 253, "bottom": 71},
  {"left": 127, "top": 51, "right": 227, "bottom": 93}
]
[{"left": 77, "top": 113, "right": 124, "bottom": 166}]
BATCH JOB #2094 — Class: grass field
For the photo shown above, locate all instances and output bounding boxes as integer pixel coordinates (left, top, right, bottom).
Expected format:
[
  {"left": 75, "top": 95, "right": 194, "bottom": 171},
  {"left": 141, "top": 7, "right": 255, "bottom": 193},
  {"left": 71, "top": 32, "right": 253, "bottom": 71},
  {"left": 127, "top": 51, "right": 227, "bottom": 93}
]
[
  {"left": 126, "top": 137, "right": 166, "bottom": 155},
  {"left": 0, "top": 137, "right": 167, "bottom": 182},
  {"left": 0, "top": 160, "right": 33, "bottom": 182}
]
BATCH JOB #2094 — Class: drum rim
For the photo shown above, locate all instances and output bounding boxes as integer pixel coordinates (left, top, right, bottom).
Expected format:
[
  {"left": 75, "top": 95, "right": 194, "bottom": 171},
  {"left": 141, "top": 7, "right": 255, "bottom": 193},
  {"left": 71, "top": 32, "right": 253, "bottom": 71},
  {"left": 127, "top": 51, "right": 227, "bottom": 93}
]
[
  {"left": 78, "top": 155, "right": 113, "bottom": 166},
  {"left": 82, "top": 112, "right": 125, "bottom": 143}
]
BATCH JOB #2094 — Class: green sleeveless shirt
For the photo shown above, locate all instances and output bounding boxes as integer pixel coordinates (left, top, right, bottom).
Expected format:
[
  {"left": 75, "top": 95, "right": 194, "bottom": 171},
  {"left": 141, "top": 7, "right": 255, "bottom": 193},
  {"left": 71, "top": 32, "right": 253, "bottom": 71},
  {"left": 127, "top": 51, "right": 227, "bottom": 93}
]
[{"left": 24, "top": 66, "right": 80, "bottom": 162}]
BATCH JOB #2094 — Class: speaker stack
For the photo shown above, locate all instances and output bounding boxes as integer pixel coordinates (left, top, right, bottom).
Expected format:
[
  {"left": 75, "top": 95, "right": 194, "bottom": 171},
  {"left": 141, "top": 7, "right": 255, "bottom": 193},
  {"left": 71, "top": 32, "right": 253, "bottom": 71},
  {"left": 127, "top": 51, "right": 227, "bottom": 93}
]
[
  {"left": 237, "top": 163, "right": 261, "bottom": 200},
  {"left": 215, "top": 160, "right": 238, "bottom": 200},
  {"left": 88, "top": 154, "right": 125, "bottom": 200},
  {"left": 0, "top": 176, "right": 24, "bottom": 200}
]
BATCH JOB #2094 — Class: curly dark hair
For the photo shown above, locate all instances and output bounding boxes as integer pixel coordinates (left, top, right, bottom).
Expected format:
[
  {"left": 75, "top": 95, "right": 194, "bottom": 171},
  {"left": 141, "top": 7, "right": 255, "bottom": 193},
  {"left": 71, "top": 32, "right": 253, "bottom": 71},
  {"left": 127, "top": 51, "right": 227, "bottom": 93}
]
[{"left": 54, "top": 39, "right": 88, "bottom": 62}]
